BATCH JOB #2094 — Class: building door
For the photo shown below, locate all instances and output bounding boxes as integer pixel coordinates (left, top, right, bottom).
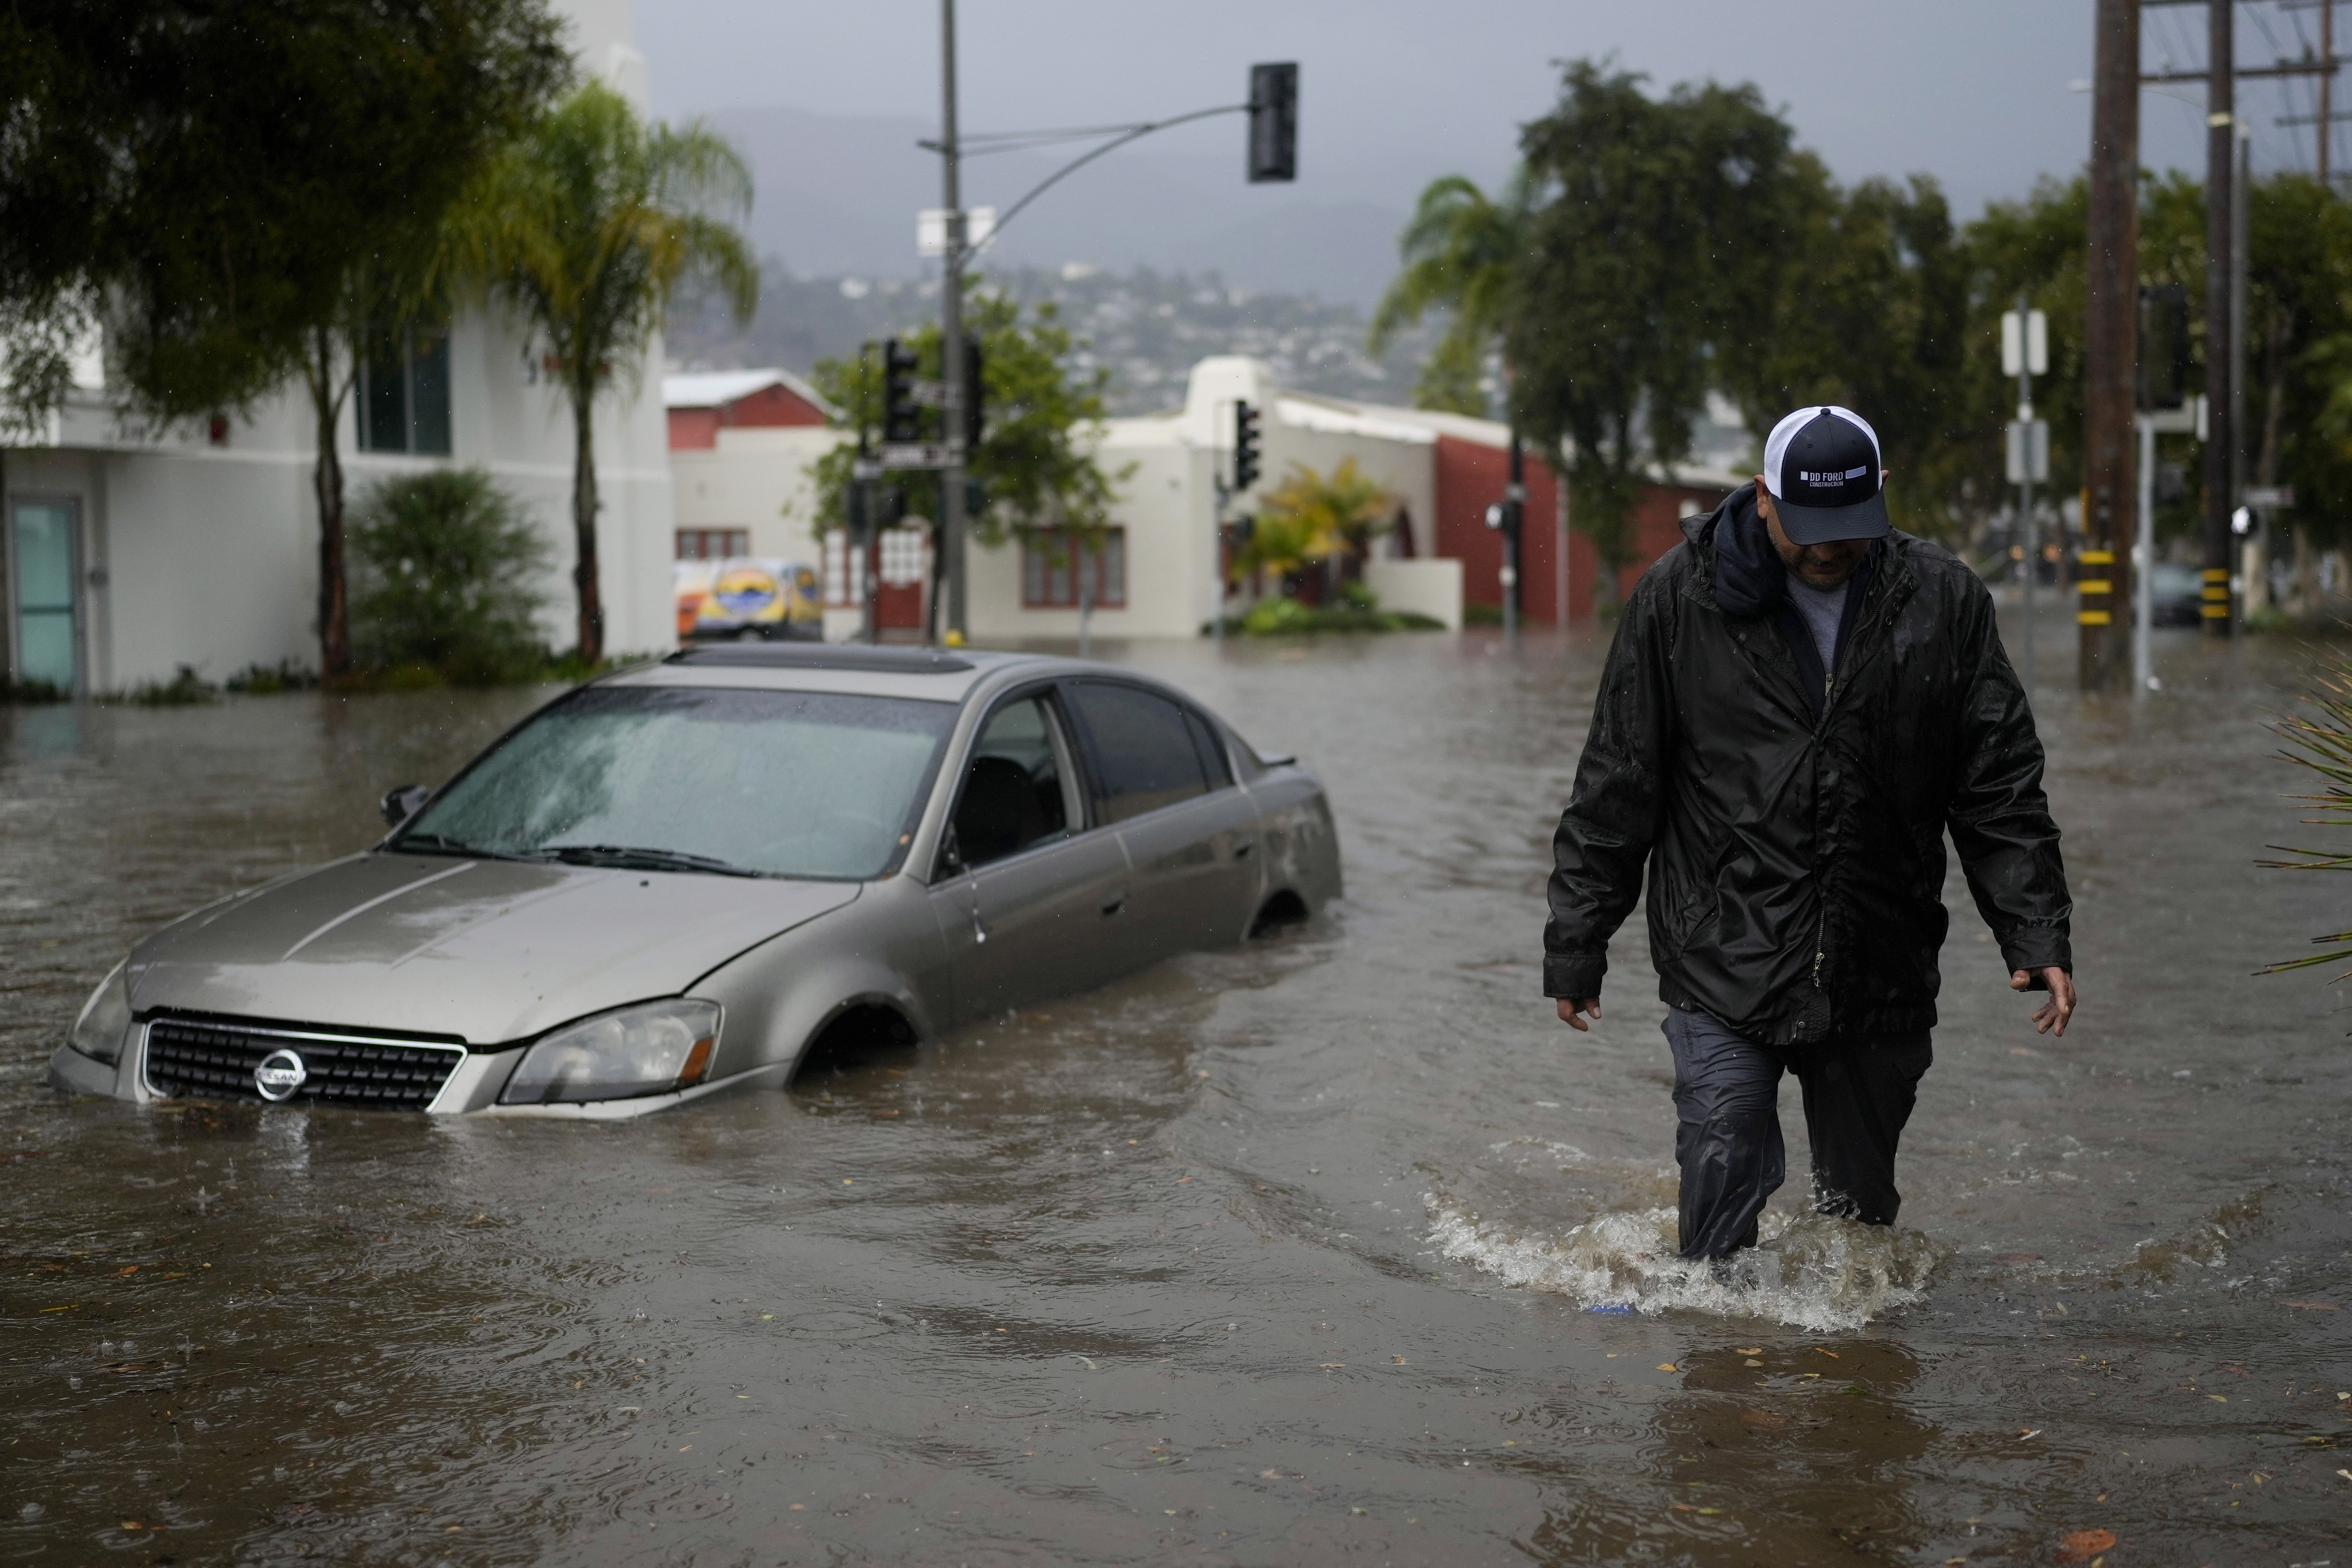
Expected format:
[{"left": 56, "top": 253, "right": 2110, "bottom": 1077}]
[{"left": 10, "top": 500, "right": 79, "bottom": 695}]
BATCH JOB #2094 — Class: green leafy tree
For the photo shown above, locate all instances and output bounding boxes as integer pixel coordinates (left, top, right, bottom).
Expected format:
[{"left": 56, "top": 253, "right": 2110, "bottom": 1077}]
[
  {"left": 805, "top": 290, "right": 1126, "bottom": 638},
  {"left": 1725, "top": 174, "right": 1973, "bottom": 539},
  {"left": 1506, "top": 62, "right": 1810, "bottom": 605},
  {"left": 348, "top": 468, "right": 549, "bottom": 684},
  {"left": 1368, "top": 174, "right": 1531, "bottom": 416},
  {"left": 460, "top": 82, "right": 757, "bottom": 662},
  {"left": 0, "top": 0, "right": 567, "bottom": 425}
]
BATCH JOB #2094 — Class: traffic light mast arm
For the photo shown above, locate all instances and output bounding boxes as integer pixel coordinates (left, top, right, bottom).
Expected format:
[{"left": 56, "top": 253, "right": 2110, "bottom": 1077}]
[{"left": 948, "top": 104, "right": 1248, "bottom": 251}]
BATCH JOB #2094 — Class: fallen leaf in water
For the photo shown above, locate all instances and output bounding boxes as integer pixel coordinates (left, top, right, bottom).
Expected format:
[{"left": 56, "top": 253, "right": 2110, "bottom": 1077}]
[
  {"left": 1318, "top": 1362, "right": 1345, "bottom": 1370},
  {"left": 2019, "top": 1429, "right": 2042, "bottom": 1440},
  {"left": 1744, "top": 1359, "right": 1764, "bottom": 1368},
  {"left": 114, "top": 1265, "right": 138, "bottom": 1277},
  {"left": 1734, "top": 1347, "right": 1762, "bottom": 1355},
  {"left": 2284, "top": 1300, "right": 2339, "bottom": 1310},
  {"left": 2056, "top": 1527, "right": 2116, "bottom": 1561},
  {"left": 119, "top": 1521, "right": 142, "bottom": 1531},
  {"left": 1657, "top": 1363, "right": 1679, "bottom": 1372},
  {"left": 1740, "top": 1411, "right": 1787, "bottom": 1430},
  {"left": 1814, "top": 1348, "right": 1840, "bottom": 1359},
  {"left": 38, "top": 1304, "right": 76, "bottom": 1313},
  {"left": 2209, "top": 1395, "right": 2228, "bottom": 1403}
]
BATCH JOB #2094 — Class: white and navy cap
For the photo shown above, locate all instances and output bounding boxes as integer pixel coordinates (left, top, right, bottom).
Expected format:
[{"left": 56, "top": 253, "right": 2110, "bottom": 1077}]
[{"left": 1761, "top": 405, "right": 1888, "bottom": 544}]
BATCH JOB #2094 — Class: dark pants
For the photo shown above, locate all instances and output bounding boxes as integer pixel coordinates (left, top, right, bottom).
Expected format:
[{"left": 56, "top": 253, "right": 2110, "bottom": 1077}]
[{"left": 1662, "top": 1005, "right": 1933, "bottom": 1259}]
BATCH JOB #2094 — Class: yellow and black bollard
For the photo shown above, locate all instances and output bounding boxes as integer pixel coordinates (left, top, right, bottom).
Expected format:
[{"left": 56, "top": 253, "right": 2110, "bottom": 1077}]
[
  {"left": 2077, "top": 548, "right": 2115, "bottom": 639},
  {"left": 2202, "top": 566, "right": 2232, "bottom": 626}
]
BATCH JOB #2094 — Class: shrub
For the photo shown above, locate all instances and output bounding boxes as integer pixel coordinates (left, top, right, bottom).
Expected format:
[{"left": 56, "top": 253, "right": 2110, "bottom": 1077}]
[
  {"left": 122, "top": 665, "right": 216, "bottom": 705},
  {"left": 349, "top": 468, "right": 549, "bottom": 685}
]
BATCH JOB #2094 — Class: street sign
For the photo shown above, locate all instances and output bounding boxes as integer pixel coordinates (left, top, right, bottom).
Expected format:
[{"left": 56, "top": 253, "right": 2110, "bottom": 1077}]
[
  {"left": 2244, "top": 484, "right": 2294, "bottom": 509},
  {"left": 851, "top": 458, "right": 884, "bottom": 483},
  {"left": 918, "top": 206, "right": 996, "bottom": 257},
  {"left": 2002, "top": 309, "right": 2049, "bottom": 378},
  {"left": 880, "top": 443, "right": 954, "bottom": 470},
  {"left": 2005, "top": 419, "right": 2049, "bottom": 484}
]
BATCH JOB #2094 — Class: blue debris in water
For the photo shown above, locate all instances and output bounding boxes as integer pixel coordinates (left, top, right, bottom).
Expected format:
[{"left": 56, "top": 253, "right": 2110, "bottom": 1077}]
[{"left": 1584, "top": 1304, "right": 1636, "bottom": 1315}]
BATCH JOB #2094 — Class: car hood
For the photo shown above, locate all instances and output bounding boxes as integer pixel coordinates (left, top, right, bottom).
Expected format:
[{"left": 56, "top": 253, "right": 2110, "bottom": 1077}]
[{"left": 127, "top": 853, "right": 860, "bottom": 1045}]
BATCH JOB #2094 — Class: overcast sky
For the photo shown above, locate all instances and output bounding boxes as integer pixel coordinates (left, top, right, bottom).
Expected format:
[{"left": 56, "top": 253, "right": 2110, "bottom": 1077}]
[{"left": 635, "top": 1, "right": 2341, "bottom": 213}]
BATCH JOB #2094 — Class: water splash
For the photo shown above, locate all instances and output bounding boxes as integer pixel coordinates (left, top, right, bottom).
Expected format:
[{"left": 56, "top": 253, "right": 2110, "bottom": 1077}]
[{"left": 1424, "top": 1195, "right": 1943, "bottom": 1332}]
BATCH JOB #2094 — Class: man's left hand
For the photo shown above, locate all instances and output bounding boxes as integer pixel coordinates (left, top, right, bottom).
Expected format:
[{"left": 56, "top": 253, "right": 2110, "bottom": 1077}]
[{"left": 2010, "top": 967, "right": 2076, "bottom": 1036}]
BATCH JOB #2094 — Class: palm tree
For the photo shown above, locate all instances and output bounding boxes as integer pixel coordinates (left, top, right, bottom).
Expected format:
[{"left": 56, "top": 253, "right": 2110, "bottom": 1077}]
[
  {"left": 460, "top": 83, "right": 756, "bottom": 662},
  {"left": 1251, "top": 459, "right": 1394, "bottom": 601},
  {"left": 1367, "top": 173, "right": 1531, "bottom": 416}
]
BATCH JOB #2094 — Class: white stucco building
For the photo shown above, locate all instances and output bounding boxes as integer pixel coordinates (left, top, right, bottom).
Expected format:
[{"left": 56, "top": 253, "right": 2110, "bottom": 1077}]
[{"left": 2, "top": 0, "right": 675, "bottom": 695}]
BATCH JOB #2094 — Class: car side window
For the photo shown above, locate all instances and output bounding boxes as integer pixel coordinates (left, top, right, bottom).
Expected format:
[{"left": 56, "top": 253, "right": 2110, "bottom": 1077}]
[
  {"left": 1066, "top": 681, "right": 1209, "bottom": 824},
  {"left": 1184, "top": 709, "right": 1233, "bottom": 790},
  {"left": 950, "top": 695, "right": 1073, "bottom": 870}
]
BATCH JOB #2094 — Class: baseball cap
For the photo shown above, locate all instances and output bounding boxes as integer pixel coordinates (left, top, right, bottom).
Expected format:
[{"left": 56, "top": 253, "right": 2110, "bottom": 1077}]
[{"left": 1761, "top": 406, "right": 1889, "bottom": 544}]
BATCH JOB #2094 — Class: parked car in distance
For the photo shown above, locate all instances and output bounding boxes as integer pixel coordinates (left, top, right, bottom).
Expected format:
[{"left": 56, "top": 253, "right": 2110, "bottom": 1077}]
[
  {"left": 2148, "top": 561, "right": 2205, "bottom": 627},
  {"left": 52, "top": 647, "right": 1342, "bottom": 1118},
  {"left": 675, "top": 558, "right": 823, "bottom": 642}
]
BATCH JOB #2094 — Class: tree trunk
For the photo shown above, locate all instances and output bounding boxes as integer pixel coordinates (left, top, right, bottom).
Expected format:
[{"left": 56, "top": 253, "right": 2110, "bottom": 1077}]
[
  {"left": 570, "top": 384, "right": 604, "bottom": 665},
  {"left": 0, "top": 443, "right": 10, "bottom": 688},
  {"left": 308, "top": 327, "right": 352, "bottom": 681}
]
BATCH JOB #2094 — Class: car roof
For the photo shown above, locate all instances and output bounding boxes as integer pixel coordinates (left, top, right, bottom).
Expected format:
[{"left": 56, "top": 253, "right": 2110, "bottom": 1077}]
[{"left": 600, "top": 644, "right": 1135, "bottom": 705}]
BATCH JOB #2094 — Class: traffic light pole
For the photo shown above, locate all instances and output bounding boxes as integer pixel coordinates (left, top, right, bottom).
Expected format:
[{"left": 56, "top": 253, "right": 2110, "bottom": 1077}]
[{"left": 937, "top": 0, "right": 968, "bottom": 645}]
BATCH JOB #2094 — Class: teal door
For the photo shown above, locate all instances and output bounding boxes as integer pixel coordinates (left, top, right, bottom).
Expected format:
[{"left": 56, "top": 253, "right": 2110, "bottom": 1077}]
[{"left": 12, "top": 501, "right": 79, "bottom": 694}]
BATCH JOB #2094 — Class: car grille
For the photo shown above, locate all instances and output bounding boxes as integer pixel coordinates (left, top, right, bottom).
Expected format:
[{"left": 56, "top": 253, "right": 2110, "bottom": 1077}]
[{"left": 143, "top": 1019, "right": 464, "bottom": 1111}]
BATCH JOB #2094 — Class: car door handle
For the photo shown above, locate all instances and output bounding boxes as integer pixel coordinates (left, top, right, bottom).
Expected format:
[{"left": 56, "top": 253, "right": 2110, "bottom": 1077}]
[
  {"left": 1233, "top": 835, "right": 1255, "bottom": 859},
  {"left": 1100, "top": 888, "right": 1128, "bottom": 917}
]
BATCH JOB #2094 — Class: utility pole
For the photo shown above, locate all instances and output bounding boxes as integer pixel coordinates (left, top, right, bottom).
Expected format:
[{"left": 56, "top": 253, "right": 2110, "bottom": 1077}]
[
  {"left": 2083, "top": 0, "right": 2141, "bottom": 692},
  {"left": 937, "top": 0, "right": 968, "bottom": 645},
  {"left": 2202, "top": 0, "right": 2237, "bottom": 638}
]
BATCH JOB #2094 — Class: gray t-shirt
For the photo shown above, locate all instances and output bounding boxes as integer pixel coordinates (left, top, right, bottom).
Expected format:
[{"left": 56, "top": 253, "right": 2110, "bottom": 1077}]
[{"left": 1784, "top": 573, "right": 1848, "bottom": 678}]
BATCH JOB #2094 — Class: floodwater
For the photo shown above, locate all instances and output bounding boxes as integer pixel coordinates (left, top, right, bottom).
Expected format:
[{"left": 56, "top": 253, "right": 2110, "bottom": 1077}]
[{"left": 4, "top": 616, "right": 2350, "bottom": 1567}]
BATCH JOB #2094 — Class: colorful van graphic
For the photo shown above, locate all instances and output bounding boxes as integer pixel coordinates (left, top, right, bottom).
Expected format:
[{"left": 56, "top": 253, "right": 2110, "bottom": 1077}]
[{"left": 674, "top": 558, "right": 822, "bottom": 641}]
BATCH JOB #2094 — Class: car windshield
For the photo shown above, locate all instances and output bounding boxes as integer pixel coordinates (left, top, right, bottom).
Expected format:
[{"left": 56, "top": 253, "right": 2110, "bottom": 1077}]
[{"left": 393, "top": 686, "right": 957, "bottom": 880}]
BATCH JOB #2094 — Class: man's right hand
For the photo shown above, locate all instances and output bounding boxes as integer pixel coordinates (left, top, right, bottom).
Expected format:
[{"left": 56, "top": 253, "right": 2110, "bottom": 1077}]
[{"left": 1556, "top": 997, "right": 1602, "bottom": 1032}]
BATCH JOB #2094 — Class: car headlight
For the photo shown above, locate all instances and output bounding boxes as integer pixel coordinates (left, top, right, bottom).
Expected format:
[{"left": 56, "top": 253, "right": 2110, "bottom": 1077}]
[
  {"left": 499, "top": 999, "right": 722, "bottom": 1105},
  {"left": 70, "top": 963, "right": 133, "bottom": 1065}
]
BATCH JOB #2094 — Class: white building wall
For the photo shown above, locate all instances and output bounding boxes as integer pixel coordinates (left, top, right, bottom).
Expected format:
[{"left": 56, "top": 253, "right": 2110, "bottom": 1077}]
[{"left": 671, "top": 425, "right": 845, "bottom": 566}]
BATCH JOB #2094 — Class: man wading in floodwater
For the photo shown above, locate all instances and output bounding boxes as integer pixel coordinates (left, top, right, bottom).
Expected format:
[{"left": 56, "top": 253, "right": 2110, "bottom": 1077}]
[{"left": 1543, "top": 405, "right": 2076, "bottom": 1266}]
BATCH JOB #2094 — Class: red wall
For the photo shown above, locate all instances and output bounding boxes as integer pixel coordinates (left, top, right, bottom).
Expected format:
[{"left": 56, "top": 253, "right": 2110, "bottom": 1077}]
[
  {"left": 1432, "top": 434, "right": 1734, "bottom": 621},
  {"left": 668, "top": 381, "right": 830, "bottom": 450}
]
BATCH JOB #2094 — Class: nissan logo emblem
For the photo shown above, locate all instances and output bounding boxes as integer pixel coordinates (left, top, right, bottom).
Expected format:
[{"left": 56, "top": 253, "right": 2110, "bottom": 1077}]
[{"left": 253, "top": 1047, "right": 308, "bottom": 1102}]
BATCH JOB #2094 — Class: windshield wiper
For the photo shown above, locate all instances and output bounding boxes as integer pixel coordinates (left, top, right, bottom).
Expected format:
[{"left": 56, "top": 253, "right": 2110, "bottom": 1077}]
[
  {"left": 539, "top": 843, "right": 765, "bottom": 878},
  {"left": 391, "top": 832, "right": 548, "bottom": 864}
]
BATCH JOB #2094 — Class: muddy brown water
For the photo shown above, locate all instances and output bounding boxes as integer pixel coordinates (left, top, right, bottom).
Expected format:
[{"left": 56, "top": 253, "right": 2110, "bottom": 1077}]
[{"left": 4, "top": 621, "right": 2350, "bottom": 1566}]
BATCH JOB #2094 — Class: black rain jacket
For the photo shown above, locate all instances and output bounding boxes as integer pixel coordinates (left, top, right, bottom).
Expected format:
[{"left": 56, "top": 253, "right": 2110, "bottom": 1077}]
[{"left": 1542, "top": 485, "right": 2072, "bottom": 1044}]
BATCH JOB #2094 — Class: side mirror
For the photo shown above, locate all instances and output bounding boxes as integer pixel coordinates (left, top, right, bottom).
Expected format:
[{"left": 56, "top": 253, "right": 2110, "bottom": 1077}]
[
  {"left": 937, "top": 822, "right": 965, "bottom": 877},
  {"left": 381, "top": 784, "right": 431, "bottom": 828}
]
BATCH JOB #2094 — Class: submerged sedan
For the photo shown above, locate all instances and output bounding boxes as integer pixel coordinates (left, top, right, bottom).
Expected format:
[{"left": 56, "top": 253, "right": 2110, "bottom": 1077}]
[{"left": 51, "top": 646, "right": 1340, "bottom": 1118}]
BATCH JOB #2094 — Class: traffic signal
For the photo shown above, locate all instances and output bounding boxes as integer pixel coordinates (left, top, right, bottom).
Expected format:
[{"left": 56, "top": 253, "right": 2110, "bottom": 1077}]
[
  {"left": 964, "top": 339, "right": 985, "bottom": 447},
  {"left": 1233, "top": 400, "right": 1261, "bottom": 490},
  {"left": 1247, "top": 63, "right": 1298, "bottom": 183},
  {"left": 882, "top": 338, "right": 923, "bottom": 443}
]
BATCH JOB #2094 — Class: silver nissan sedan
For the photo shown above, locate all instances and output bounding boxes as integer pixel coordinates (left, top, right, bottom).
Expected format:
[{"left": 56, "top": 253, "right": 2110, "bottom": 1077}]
[{"left": 48, "top": 646, "right": 1342, "bottom": 1118}]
